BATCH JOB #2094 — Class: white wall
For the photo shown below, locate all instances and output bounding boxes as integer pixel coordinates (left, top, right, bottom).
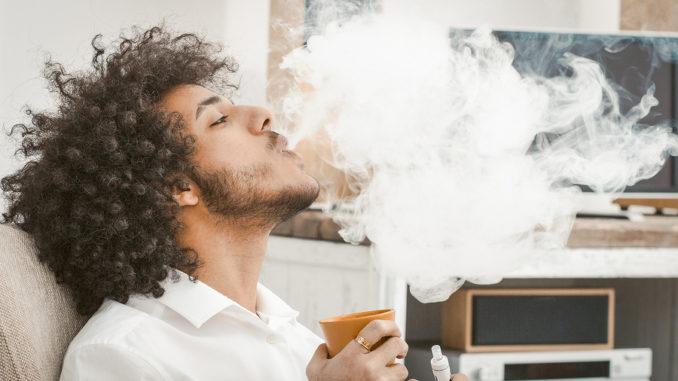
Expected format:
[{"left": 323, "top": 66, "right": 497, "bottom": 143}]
[
  {"left": 382, "top": 0, "right": 620, "bottom": 32},
  {"left": 0, "top": 0, "right": 271, "bottom": 212},
  {"left": 224, "top": 1, "right": 271, "bottom": 106}
]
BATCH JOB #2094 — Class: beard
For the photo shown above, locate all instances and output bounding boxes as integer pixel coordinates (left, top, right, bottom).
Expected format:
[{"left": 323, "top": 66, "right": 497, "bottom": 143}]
[{"left": 189, "top": 163, "right": 319, "bottom": 227}]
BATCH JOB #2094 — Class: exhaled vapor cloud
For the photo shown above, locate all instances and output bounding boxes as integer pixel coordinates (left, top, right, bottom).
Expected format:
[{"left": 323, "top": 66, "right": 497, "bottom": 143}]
[{"left": 276, "top": 11, "right": 678, "bottom": 303}]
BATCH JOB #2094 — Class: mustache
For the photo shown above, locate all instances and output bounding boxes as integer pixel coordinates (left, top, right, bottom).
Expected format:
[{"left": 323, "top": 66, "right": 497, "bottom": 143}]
[{"left": 266, "top": 132, "right": 289, "bottom": 152}]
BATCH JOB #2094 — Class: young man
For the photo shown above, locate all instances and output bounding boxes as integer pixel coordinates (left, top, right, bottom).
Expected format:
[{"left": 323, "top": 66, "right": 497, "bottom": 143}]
[{"left": 2, "top": 26, "right": 466, "bottom": 380}]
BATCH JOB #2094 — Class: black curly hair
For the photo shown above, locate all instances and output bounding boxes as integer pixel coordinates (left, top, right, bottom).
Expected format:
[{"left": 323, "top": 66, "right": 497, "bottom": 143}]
[{"left": 1, "top": 25, "right": 238, "bottom": 315}]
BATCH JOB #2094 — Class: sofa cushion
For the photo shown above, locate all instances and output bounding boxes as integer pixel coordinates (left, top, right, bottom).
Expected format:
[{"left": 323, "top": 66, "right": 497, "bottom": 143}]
[{"left": 0, "top": 224, "right": 86, "bottom": 381}]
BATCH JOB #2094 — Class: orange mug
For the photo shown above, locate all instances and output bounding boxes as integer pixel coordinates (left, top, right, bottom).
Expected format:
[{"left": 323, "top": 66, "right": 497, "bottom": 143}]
[{"left": 318, "top": 309, "right": 395, "bottom": 358}]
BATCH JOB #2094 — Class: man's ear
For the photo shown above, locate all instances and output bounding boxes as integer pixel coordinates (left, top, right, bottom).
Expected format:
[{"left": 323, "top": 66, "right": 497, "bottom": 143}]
[{"left": 172, "top": 178, "right": 199, "bottom": 207}]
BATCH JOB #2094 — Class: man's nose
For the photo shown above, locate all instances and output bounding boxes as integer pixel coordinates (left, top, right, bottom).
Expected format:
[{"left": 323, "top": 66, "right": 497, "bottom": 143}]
[{"left": 240, "top": 105, "right": 273, "bottom": 134}]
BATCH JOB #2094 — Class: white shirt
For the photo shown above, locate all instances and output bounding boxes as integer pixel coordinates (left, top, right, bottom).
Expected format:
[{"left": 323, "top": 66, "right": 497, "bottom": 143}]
[{"left": 59, "top": 270, "right": 323, "bottom": 380}]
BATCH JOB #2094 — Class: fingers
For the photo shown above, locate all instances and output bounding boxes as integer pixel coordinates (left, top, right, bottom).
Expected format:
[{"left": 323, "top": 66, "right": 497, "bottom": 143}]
[
  {"left": 370, "top": 336, "right": 408, "bottom": 365},
  {"left": 451, "top": 373, "right": 469, "bottom": 381},
  {"left": 305, "top": 344, "right": 328, "bottom": 378},
  {"left": 361, "top": 319, "right": 402, "bottom": 342},
  {"left": 383, "top": 362, "right": 409, "bottom": 380},
  {"left": 349, "top": 319, "right": 402, "bottom": 355}
]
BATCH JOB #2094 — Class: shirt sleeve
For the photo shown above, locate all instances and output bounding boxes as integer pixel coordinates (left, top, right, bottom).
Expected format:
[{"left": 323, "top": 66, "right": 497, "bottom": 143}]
[{"left": 59, "top": 343, "right": 166, "bottom": 381}]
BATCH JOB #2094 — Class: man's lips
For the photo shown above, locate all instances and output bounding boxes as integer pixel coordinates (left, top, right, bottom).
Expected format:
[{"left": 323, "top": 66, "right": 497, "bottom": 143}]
[
  {"left": 277, "top": 135, "right": 289, "bottom": 152},
  {"left": 283, "top": 149, "right": 303, "bottom": 160},
  {"left": 275, "top": 134, "right": 302, "bottom": 160}
]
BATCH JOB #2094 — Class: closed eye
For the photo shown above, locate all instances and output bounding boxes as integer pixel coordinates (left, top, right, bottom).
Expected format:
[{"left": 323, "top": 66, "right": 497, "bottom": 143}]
[{"left": 210, "top": 115, "right": 228, "bottom": 127}]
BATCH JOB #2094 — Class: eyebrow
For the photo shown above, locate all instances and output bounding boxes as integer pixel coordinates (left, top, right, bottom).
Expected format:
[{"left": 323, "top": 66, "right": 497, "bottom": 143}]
[{"left": 195, "top": 96, "right": 222, "bottom": 120}]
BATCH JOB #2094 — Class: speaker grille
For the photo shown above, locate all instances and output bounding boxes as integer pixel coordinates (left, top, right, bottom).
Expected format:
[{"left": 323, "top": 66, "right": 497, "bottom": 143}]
[{"left": 472, "top": 295, "right": 609, "bottom": 345}]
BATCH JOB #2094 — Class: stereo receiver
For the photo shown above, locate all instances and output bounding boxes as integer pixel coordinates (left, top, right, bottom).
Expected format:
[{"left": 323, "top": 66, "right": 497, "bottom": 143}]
[
  {"left": 442, "top": 288, "right": 614, "bottom": 352},
  {"left": 406, "top": 345, "right": 651, "bottom": 381}
]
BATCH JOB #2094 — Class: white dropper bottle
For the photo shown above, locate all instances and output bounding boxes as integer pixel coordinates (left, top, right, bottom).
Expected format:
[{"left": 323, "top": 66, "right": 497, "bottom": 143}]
[{"left": 430, "top": 345, "right": 451, "bottom": 381}]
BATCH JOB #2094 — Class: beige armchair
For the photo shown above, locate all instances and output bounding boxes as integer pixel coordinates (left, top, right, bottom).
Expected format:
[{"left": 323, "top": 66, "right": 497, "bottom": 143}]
[{"left": 0, "top": 224, "right": 86, "bottom": 381}]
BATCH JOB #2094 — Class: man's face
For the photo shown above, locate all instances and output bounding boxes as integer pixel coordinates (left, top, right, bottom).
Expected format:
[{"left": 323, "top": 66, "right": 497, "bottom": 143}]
[{"left": 160, "top": 84, "right": 319, "bottom": 224}]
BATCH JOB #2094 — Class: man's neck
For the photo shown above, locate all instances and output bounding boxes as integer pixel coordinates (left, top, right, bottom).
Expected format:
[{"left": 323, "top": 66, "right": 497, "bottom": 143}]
[{"left": 175, "top": 214, "right": 273, "bottom": 315}]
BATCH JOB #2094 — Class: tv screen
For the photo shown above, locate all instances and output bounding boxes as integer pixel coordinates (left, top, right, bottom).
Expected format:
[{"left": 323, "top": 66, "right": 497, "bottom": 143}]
[{"left": 458, "top": 29, "right": 678, "bottom": 192}]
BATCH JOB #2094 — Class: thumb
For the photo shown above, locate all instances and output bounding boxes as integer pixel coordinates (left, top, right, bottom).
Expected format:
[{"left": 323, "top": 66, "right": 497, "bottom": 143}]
[
  {"left": 306, "top": 344, "right": 329, "bottom": 377},
  {"left": 312, "top": 343, "right": 329, "bottom": 360}
]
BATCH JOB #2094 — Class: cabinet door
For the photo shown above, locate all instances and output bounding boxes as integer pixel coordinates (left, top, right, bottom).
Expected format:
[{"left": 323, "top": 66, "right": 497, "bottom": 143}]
[{"left": 261, "top": 236, "right": 407, "bottom": 337}]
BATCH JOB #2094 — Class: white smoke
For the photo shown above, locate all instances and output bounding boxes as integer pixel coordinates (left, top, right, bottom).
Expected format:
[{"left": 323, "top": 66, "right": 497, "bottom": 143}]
[{"left": 275, "top": 11, "right": 678, "bottom": 303}]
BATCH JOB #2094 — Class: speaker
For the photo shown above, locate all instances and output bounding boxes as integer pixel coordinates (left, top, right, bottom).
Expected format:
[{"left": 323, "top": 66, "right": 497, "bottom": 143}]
[{"left": 441, "top": 288, "right": 614, "bottom": 352}]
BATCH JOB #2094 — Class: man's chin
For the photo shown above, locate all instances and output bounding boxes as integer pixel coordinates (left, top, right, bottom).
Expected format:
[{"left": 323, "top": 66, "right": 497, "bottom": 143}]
[
  {"left": 192, "top": 164, "right": 321, "bottom": 226},
  {"left": 276, "top": 181, "right": 320, "bottom": 222}
]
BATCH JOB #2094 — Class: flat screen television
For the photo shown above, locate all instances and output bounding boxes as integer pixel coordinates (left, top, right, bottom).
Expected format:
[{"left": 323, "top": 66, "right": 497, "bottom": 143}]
[
  {"left": 484, "top": 30, "right": 678, "bottom": 193},
  {"left": 465, "top": 29, "right": 678, "bottom": 193}
]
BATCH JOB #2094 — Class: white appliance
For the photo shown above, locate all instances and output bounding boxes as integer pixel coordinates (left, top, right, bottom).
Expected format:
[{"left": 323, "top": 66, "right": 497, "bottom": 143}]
[{"left": 405, "top": 346, "right": 652, "bottom": 381}]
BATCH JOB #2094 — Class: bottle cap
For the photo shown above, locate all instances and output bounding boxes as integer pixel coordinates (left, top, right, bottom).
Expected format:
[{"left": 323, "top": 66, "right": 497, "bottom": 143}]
[{"left": 431, "top": 345, "right": 443, "bottom": 360}]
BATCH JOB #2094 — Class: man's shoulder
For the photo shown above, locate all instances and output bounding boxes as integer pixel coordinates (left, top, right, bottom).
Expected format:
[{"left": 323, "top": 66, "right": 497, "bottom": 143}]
[
  {"left": 67, "top": 298, "right": 152, "bottom": 352},
  {"left": 59, "top": 299, "right": 171, "bottom": 380}
]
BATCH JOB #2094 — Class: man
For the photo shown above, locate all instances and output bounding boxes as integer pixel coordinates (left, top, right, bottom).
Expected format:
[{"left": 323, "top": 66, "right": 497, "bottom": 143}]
[{"left": 2, "top": 26, "right": 466, "bottom": 380}]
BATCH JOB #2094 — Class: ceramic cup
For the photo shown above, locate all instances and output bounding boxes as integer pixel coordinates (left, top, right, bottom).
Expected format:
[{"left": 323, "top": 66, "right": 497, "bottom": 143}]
[{"left": 318, "top": 309, "right": 395, "bottom": 358}]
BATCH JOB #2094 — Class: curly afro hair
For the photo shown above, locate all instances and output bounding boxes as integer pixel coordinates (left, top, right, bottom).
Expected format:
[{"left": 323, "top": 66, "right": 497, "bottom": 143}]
[{"left": 1, "top": 25, "right": 238, "bottom": 315}]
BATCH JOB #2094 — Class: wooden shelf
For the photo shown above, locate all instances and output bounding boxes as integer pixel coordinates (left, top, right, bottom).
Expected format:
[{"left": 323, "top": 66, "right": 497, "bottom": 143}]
[{"left": 274, "top": 210, "right": 678, "bottom": 248}]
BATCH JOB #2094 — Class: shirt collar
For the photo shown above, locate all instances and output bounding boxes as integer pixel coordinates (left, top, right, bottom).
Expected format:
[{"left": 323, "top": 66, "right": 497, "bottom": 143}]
[
  {"left": 152, "top": 269, "right": 299, "bottom": 329},
  {"left": 255, "top": 283, "right": 300, "bottom": 329}
]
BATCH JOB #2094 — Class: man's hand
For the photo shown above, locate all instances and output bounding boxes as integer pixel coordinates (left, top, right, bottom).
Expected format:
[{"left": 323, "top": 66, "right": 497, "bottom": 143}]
[{"left": 306, "top": 319, "right": 411, "bottom": 381}]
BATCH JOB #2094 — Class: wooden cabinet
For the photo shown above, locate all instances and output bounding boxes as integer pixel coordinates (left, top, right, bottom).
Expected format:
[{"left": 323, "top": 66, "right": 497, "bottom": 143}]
[
  {"left": 260, "top": 236, "right": 407, "bottom": 337},
  {"left": 263, "top": 213, "right": 678, "bottom": 381}
]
